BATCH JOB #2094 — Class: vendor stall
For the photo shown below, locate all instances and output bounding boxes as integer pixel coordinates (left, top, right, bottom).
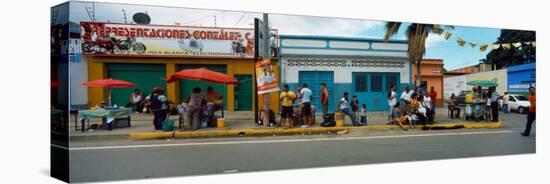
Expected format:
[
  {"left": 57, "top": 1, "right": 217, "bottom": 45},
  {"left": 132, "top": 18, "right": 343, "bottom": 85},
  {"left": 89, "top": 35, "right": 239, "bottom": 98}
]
[{"left": 77, "top": 107, "right": 132, "bottom": 132}]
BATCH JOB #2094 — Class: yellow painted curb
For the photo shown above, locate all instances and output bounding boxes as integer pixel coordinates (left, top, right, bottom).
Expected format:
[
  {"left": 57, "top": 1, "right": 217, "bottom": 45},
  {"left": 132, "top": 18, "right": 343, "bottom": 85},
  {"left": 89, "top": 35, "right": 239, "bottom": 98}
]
[
  {"left": 129, "top": 132, "right": 174, "bottom": 140},
  {"left": 130, "top": 127, "right": 349, "bottom": 140},
  {"left": 129, "top": 121, "right": 503, "bottom": 140}
]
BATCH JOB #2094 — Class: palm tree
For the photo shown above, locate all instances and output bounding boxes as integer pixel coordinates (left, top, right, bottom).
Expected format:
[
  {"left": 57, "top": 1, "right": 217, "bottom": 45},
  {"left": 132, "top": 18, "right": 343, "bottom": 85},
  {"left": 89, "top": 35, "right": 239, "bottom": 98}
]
[{"left": 384, "top": 22, "right": 443, "bottom": 89}]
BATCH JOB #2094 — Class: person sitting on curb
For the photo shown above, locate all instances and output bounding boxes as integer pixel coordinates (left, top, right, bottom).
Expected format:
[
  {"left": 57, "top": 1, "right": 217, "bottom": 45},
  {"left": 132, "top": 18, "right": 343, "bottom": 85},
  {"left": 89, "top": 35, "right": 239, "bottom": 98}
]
[
  {"left": 392, "top": 104, "right": 408, "bottom": 131},
  {"left": 338, "top": 92, "right": 362, "bottom": 126}
]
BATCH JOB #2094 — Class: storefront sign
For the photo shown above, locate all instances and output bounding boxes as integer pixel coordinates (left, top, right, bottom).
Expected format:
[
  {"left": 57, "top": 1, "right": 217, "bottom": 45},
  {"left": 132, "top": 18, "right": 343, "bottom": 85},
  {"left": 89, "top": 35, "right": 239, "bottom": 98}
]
[
  {"left": 255, "top": 59, "right": 280, "bottom": 94},
  {"left": 80, "top": 22, "right": 277, "bottom": 58}
]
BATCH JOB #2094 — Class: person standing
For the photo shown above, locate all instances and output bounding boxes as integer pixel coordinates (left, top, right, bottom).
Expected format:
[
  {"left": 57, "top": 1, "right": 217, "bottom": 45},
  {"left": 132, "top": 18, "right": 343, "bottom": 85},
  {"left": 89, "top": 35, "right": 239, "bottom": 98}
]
[
  {"left": 186, "top": 87, "right": 205, "bottom": 130},
  {"left": 351, "top": 95, "right": 360, "bottom": 123},
  {"left": 360, "top": 104, "right": 368, "bottom": 125},
  {"left": 300, "top": 83, "right": 313, "bottom": 128},
  {"left": 502, "top": 92, "right": 510, "bottom": 113},
  {"left": 423, "top": 92, "right": 433, "bottom": 124},
  {"left": 280, "top": 85, "right": 296, "bottom": 128},
  {"left": 448, "top": 93, "right": 461, "bottom": 119},
  {"left": 148, "top": 87, "right": 168, "bottom": 130},
  {"left": 490, "top": 87, "right": 500, "bottom": 122},
  {"left": 429, "top": 86, "right": 438, "bottom": 119},
  {"left": 320, "top": 83, "right": 329, "bottom": 122},
  {"left": 521, "top": 87, "right": 536, "bottom": 136},
  {"left": 387, "top": 84, "right": 397, "bottom": 123},
  {"left": 338, "top": 92, "right": 360, "bottom": 126}
]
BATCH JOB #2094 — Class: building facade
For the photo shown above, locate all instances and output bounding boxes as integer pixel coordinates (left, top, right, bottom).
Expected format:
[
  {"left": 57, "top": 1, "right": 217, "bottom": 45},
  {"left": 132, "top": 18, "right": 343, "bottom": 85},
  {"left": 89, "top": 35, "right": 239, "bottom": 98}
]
[
  {"left": 412, "top": 59, "right": 444, "bottom": 107},
  {"left": 507, "top": 63, "right": 536, "bottom": 95},
  {"left": 279, "top": 35, "right": 411, "bottom": 112},
  {"left": 71, "top": 20, "right": 280, "bottom": 112}
]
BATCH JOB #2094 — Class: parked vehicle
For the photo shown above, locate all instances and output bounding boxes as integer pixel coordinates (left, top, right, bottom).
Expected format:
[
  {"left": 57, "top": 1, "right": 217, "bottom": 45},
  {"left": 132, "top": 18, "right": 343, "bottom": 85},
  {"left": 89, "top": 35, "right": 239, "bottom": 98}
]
[{"left": 503, "top": 94, "right": 530, "bottom": 114}]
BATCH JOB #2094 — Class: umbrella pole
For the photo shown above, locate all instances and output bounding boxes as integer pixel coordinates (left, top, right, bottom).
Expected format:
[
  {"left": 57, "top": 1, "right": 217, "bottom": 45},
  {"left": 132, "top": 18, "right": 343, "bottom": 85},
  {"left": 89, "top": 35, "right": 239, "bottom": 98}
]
[{"left": 108, "top": 87, "right": 112, "bottom": 107}]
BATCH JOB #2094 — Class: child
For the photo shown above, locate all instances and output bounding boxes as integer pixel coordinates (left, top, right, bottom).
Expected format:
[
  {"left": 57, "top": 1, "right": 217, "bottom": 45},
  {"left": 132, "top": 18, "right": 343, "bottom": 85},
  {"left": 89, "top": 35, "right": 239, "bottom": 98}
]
[
  {"left": 360, "top": 104, "right": 367, "bottom": 125},
  {"left": 392, "top": 104, "right": 408, "bottom": 131}
]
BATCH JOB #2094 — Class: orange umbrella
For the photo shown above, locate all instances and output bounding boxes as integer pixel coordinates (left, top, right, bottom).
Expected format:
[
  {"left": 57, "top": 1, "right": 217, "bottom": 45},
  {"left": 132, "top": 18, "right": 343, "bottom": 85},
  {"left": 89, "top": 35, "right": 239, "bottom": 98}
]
[
  {"left": 82, "top": 78, "right": 135, "bottom": 106},
  {"left": 166, "top": 68, "right": 238, "bottom": 84}
]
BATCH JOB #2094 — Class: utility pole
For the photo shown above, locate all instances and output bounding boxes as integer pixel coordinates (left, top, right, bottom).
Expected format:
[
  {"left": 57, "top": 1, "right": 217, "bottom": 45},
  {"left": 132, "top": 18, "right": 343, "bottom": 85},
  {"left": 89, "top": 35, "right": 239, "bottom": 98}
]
[{"left": 261, "top": 13, "right": 271, "bottom": 127}]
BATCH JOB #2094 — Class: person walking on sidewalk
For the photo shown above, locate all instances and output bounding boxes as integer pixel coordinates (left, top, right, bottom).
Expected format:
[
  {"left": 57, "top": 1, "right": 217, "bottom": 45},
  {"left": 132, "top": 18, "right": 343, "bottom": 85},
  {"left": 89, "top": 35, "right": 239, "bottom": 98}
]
[
  {"left": 320, "top": 83, "right": 329, "bottom": 122},
  {"left": 351, "top": 95, "right": 360, "bottom": 123},
  {"left": 521, "top": 87, "right": 536, "bottom": 136},
  {"left": 280, "top": 85, "right": 296, "bottom": 128},
  {"left": 502, "top": 92, "right": 510, "bottom": 113},
  {"left": 387, "top": 84, "right": 397, "bottom": 123},
  {"left": 186, "top": 87, "right": 205, "bottom": 130},
  {"left": 148, "top": 87, "right": 168, "bottom": 130},
  {"left": 490, "top": 87, "right": 500, "bottom": 122},
  {"left": 300, "top": 83, "right": 313, "bottom": 128},
  {"left": 338, "top": 92, "right": 360, "bottom": 126}
]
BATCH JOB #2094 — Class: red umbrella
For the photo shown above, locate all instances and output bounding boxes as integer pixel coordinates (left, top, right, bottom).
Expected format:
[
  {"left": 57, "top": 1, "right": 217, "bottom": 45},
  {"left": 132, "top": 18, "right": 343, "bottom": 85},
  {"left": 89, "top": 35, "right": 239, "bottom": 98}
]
[
  {"left": 166, "top": 68, "right": 238, "bottom": 84},
  {"left": 81, "top": 78, "right": 135, "bottom": 88},
  {"left": 82, "top": 78, "right": 135, "bottom": 106}
]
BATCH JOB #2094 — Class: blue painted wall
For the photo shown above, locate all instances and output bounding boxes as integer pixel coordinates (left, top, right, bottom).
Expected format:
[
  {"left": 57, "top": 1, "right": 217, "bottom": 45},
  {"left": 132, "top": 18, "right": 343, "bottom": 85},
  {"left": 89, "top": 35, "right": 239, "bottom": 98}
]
[{"left": 507, "top": 63, "right": 536, "bottom": 94}]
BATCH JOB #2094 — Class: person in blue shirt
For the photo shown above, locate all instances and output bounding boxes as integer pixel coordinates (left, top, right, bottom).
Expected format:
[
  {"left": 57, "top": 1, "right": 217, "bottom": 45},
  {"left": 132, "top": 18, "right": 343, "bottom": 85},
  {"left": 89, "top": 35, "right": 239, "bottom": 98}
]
[{"left": 300, "top": 83, "right": 313, "bottom": 128}]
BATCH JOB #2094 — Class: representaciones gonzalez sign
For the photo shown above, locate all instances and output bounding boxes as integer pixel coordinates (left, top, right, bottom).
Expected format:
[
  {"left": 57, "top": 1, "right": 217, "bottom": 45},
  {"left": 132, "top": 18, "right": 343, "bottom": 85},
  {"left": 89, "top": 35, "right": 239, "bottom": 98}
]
[{"left": 80, "top": 22, "right": 271, "bottom": 58}]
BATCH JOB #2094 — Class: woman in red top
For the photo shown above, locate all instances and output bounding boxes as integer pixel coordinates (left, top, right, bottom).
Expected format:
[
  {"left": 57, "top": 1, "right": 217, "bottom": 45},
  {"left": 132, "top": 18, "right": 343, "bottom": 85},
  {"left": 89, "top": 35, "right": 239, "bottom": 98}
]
[{"left": 522, "top": 87, "right": 536, "bottom": 136}]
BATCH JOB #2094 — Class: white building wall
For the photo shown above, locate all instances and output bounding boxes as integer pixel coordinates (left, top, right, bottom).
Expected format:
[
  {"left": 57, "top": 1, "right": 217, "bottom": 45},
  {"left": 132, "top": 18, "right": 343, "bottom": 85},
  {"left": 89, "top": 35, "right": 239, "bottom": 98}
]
[
  {"left": 282, "top": 57, "right": 410, "bottom": 84},
  {"left": 443, "top": 69, "right": 508, "bottom": 99}
]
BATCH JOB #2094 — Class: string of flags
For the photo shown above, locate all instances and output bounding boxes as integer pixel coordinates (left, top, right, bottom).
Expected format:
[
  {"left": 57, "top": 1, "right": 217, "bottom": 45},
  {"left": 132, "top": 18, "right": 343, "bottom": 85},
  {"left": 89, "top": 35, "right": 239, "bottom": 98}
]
[{"left": 432, "top": 25, "right": 536, "bottom": 52}]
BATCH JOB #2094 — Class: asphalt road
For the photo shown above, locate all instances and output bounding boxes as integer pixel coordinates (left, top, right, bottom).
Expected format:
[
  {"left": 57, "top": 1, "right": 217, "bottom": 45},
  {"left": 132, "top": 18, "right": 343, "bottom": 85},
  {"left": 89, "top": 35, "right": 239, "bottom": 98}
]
[{"left": 68, "top": 112, "right": 536, "bottom": 183}]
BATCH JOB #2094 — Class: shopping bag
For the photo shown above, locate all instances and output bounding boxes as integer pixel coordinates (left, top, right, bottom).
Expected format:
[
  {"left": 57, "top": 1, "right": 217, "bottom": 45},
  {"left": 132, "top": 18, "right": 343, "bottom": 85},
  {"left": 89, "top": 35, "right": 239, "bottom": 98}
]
[{"left": 162, "top": 119, "right": 175, "bottom": 131}]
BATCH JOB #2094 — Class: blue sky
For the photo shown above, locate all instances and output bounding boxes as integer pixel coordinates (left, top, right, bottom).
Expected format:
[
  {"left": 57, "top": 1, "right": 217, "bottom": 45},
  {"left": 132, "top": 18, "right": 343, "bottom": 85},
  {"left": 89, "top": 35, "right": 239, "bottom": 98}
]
[{"left": 64, "top": 1, "right": 502, "bottom": 70}]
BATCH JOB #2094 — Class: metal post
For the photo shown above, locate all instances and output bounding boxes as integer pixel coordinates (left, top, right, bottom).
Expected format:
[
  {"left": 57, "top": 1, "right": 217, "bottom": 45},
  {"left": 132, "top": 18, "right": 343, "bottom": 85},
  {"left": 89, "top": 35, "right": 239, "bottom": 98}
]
[{"left": 262, "top": 13, "right": 271, "bottom": 127}]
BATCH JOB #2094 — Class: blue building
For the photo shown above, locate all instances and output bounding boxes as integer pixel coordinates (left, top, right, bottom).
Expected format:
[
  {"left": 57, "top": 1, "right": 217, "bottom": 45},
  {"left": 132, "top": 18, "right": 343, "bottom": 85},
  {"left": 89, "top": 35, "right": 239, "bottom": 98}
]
[
  {"left": 279, "top": 35, "right": 411, "bottom": 112},
  {"left": 507, "top": 63, "right": 536, "bottom": 94}
]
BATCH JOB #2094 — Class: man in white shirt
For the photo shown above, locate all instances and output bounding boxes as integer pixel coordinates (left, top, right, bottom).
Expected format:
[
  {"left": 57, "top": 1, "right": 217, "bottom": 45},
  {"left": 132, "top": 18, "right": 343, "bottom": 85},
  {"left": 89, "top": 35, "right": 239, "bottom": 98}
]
[
  {"left": 503, "top": 92, "right": 510, "bottom": 113},
  {"left": 400, "top": 86, "right": 414, "bottom": 113},
  {"left": 300, "top": 84, "right": 313, "bottom": 128},
  {"left": 387, "top": 84, "right": 397, "bottom": 123},
  {"left": 423, "top": 93, "right": 433, "bottom": 123},
  {"left": 338, "top": 92, "right": 361, "bottom": 126}
]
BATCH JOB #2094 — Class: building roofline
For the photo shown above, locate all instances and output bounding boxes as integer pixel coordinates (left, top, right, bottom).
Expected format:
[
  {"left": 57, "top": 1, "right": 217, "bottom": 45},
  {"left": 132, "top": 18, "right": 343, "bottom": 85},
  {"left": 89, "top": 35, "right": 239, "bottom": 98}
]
[{"left": 279, "top": 34, "right": 408, "bottom": 44}]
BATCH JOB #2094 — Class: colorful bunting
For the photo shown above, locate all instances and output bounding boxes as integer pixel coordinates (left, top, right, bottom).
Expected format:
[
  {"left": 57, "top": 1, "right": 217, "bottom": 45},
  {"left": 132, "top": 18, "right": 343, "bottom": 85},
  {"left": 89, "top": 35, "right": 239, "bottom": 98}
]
[
  {"left": 479, "top": 44, "right": 488, "bottom": 52},
  {"left": 502, "top": 43, "right": 511, "bottom": 49},
  {"left": 468, "top": 42, "right": 477, "bottom": 48},
  {"left": 444, "top": 32, "right": 452, "bottom": 40},
  {"left": 457, "top": 38, "right": 466, "bottom": 47},
  {"left": 513, "top": 42, "right": 522, "bottom": 48},
  {"left": 492, "top": 44, "right": 501, "bottom": 50}
]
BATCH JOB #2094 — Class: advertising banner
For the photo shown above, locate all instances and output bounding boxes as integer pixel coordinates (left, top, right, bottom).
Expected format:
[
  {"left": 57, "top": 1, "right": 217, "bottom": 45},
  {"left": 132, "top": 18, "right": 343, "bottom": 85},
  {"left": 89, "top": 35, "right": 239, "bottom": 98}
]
[
  {"left": 255, "top": 59, "right": 280, "bottom": 94},
  {"left": 80, "top": 22, "right": 277, "bottom": 58}
]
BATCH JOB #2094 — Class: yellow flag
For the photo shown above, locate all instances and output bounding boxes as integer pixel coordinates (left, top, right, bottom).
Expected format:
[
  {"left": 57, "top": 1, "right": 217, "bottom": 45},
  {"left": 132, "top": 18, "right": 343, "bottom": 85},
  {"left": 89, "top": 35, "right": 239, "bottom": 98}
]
[
  {"left": 444, "top": 32, "right": 452, "bottom": 40},
  {"left": 479, "top": 44, "right": 488, "bottom": 52},
  {"left": 457, "top": 38, "right": 466, "bottom": 47}
]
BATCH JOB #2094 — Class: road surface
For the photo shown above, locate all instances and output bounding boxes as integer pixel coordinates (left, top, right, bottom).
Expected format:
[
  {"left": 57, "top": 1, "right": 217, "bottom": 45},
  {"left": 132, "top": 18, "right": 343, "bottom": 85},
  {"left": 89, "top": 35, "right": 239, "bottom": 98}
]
[{"left": 67, "top": 112, "right": 535, "bottom": 183}]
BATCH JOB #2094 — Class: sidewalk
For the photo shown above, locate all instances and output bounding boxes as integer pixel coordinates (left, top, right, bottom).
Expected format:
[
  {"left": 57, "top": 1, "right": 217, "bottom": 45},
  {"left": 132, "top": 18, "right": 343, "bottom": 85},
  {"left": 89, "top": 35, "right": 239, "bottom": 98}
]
[{"left": 69, "top": 108, "right": 502, "bottom": 141}]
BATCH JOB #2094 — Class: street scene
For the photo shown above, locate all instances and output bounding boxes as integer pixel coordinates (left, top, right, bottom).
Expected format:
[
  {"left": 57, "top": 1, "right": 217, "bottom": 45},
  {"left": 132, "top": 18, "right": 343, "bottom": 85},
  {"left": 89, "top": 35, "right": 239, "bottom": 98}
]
[{"left": 50, "top": 1, "right": 536, "bottom": 183}]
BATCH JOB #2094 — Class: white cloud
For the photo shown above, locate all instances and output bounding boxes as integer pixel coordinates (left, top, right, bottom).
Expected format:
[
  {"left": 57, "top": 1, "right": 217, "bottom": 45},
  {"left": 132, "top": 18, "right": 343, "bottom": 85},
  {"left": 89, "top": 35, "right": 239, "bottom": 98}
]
[
  {"left": 425, "top": 33, "right": 445, "bottom": 48},
  {"left": 269, "top": 14, "right": 384, "bottom": 37}
]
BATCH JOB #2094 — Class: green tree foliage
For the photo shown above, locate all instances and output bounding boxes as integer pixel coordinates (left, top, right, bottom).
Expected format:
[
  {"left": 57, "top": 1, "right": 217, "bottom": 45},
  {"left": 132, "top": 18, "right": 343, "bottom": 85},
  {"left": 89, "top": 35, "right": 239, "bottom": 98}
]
[{"left": 486, "top": 30, "right": 536, "bottom": 69}]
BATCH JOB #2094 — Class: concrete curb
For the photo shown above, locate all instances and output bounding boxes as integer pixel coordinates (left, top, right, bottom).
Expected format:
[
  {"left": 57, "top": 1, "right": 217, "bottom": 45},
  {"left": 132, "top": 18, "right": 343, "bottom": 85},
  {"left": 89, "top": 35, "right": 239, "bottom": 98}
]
[{"left": 128, "top": 121, "right": 502, "bottom": 140}]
